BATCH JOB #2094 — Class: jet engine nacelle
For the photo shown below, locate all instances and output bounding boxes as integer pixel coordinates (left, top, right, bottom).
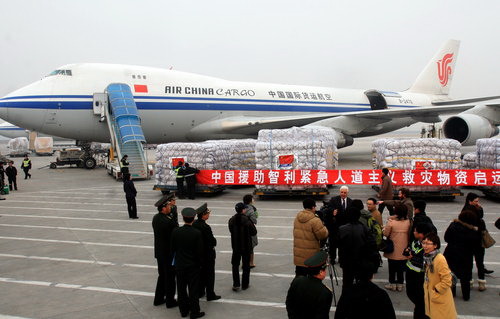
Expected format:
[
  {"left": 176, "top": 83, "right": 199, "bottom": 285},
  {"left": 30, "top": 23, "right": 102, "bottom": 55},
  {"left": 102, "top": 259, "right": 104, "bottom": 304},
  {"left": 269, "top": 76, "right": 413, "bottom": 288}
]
[{"left": 443, "top": 114, "right": 499, "bottom": 146}]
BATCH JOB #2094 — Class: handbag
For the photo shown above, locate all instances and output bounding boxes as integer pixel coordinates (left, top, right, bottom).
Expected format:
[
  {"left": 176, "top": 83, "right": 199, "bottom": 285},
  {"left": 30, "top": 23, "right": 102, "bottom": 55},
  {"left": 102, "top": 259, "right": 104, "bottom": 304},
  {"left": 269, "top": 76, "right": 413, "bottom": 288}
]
[
  {"left": 482, "top": 230, "right": 496, "bottom": 248},
  {"left": 382, "top": 237, "right": 394, "bottom": 253}
]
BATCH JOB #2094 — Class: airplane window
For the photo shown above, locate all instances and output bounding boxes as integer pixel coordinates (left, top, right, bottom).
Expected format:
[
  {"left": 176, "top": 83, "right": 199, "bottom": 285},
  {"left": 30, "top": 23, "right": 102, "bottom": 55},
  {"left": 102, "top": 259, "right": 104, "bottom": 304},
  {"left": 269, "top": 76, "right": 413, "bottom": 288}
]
[
  {"left": 132, "top": 75, "right": 136, "bottom": 79},
  {"left": 143, "top": 75, "right": 147, "bottom": 79}
]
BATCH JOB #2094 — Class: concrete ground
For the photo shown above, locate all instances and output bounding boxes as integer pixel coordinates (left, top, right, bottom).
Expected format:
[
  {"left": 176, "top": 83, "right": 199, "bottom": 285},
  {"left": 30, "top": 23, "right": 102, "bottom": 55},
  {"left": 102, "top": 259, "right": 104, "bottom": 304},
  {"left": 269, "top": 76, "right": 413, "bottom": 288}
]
[{"left": 0, "top": 134, "right": 498, "bottom": 319}]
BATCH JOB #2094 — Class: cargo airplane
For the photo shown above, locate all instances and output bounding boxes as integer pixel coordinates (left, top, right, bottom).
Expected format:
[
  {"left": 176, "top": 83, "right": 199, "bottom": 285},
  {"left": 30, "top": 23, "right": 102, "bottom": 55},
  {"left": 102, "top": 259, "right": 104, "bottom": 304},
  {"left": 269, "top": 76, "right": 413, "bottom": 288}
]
[{"left": 0, "top": 39, "right": 499, "bottom": 148}]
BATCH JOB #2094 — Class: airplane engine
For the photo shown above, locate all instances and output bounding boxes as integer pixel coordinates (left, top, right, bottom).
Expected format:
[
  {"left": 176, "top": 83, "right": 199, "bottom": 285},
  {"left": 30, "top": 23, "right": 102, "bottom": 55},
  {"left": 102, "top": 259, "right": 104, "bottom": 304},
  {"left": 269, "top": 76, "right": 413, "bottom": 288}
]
[
  {"left": 332, "top": 130, "right": 354, "bottom": 148},
  {"left": 443, "top": 114, "right": 499, "bottom": 145}
]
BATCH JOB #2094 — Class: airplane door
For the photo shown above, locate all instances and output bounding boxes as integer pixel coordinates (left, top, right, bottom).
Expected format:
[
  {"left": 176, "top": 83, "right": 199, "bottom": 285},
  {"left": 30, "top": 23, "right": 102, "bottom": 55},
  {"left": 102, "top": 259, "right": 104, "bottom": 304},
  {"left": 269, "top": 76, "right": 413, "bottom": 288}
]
[{"left": 364, "top": 90, "right": 387, "bottom": 110}]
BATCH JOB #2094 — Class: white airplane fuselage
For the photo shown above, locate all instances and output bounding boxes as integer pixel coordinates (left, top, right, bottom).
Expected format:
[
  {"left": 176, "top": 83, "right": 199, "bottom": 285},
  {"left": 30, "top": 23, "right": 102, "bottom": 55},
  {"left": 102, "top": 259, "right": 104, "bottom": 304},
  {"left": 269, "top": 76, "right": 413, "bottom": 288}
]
[{"left": 0, "top": 63, "right": 438, "bottom": 144}]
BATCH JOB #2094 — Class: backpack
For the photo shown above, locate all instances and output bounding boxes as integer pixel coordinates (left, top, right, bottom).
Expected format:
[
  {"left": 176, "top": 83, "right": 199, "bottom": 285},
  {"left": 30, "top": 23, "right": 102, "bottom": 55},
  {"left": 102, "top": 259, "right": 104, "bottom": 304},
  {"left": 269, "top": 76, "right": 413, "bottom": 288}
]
[{"left": 366, "top": 216, "right": 383, "bottom": 250}]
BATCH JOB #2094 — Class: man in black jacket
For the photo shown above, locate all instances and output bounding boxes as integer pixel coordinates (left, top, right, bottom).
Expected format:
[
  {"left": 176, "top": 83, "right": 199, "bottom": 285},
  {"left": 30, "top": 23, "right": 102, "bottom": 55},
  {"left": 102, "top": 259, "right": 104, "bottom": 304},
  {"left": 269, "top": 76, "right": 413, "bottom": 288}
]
[
  {"left": 193, "top": 203, "right": 221, "bottom": 301},
  {"left": 152, "top": 194, "right": 179, "bottom": 308},
  {"left": 5, "top": 161, "right": 17, "bottom": 191},
  {"left": 184, "top": 163, "right": 200, "bottom": 200},
  {"left": 337, "top": 206, "right": 377, "bottom": 292},
  {"left": 171, "top": 207, "right": 205, "bottom": 319},
  {"left": 123, "top": 174, "right": 138, "bottom": 219},
  {"left": 228, "top": 202, "right": 257, "bottom": 291},
  {"left": 286, "top": 251, "right": 333, "bottom": 319}
]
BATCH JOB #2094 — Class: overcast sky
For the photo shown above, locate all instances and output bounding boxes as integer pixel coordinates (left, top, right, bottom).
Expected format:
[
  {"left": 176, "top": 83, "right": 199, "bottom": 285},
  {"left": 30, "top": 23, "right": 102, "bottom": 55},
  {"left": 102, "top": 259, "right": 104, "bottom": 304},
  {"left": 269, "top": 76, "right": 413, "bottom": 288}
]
[{"left": 1, "top": 0, "right": 499, "bottom": 99}]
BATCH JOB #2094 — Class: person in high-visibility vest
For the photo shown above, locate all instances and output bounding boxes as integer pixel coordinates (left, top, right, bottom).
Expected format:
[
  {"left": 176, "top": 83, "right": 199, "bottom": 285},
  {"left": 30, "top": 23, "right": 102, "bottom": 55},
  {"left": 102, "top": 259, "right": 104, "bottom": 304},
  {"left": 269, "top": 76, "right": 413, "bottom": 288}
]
[
  {"left": 174, "top": 161, "right": 186, "bottom": 199},
  {"left": 21, "top": 156, "right": 32, "bottom": 179}
]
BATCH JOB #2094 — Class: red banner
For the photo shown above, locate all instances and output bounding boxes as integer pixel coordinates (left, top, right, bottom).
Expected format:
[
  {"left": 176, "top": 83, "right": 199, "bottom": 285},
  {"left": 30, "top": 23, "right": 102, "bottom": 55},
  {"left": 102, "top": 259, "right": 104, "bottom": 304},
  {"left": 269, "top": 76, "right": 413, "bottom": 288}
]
[{"left": 196, "top": 169, "right": 500, "bottom": 186}]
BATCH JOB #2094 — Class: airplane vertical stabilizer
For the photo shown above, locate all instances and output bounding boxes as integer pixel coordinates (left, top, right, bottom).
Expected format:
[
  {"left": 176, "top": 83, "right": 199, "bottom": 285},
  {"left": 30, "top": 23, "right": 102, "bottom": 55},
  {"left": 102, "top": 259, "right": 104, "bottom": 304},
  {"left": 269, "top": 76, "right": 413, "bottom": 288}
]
[{"left": 408, "top": 39, "right": 460, "bottom": 95}]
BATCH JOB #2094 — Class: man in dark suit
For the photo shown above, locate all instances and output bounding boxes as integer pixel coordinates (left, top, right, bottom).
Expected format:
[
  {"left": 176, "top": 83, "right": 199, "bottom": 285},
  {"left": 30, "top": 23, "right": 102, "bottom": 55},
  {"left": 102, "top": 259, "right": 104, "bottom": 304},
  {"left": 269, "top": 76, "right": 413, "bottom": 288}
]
[
  {"left": 152, "top": 194, "right": 179, "bottom": 308},
  {"left": 324, "top": 186, "right": 352, "bottom": 262},
  {"left": 123, "top": 174, "right": 138, "bottom": 219},
  {"left": 171, "top": 207, "right": 205, "bottom": 319},
  {"left": 193, "top": 203, "right": 221, "bottom": 301},
  {"left": 228, "top": 202, "right": 257, "bottom": 291}
]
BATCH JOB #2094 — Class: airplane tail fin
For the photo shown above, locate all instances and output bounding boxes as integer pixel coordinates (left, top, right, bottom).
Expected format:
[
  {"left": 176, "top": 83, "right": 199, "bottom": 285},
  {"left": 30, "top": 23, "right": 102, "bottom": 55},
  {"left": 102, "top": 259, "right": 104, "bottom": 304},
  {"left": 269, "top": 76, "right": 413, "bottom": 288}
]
[{"left": 407, "top": 39, "right": 460, "bottom": 95}]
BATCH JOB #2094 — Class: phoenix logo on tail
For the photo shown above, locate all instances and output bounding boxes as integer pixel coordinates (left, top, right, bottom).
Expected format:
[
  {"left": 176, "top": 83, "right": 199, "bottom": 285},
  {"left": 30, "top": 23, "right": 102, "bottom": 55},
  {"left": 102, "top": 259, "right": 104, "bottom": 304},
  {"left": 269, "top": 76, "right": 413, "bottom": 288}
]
[{"left": 437, "top": 53, "right": 454, "bottom": 86}]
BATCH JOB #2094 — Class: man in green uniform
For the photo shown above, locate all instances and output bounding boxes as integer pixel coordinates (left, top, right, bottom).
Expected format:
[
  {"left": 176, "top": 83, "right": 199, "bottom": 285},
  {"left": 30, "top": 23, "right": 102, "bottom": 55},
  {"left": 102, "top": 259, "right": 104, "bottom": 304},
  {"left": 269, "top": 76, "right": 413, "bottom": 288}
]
[
  {"left": 152, "top": 194, "right": 179, "bottom": 308},
  {"left": 193, "top": 203, "right": 221, "bottom": 301},
  {"left": 286, "top": 251, "right": 333, "bottom": 319},
  {"left": 171, "top": 207, "right": 205, "bottom": 318}
]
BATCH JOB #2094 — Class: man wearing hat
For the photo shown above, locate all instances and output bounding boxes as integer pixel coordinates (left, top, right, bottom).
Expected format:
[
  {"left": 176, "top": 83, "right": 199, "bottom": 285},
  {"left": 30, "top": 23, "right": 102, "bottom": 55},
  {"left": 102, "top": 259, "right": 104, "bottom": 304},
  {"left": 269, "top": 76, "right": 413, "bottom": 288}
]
[
  {"left": 193, "top": 203, "right": 221, "bottom": 301},
  {"left": 152, "top": 194, "right": 179, "bottom": 308},
  {"left": 171, "top": 207, "right": 205, "bottom": 318},
  {"left": 228, "top": 202, "right": 257, "bottom": 291},
  {"left": 286, "top": 251, "right": 333, "bottom": 318}
]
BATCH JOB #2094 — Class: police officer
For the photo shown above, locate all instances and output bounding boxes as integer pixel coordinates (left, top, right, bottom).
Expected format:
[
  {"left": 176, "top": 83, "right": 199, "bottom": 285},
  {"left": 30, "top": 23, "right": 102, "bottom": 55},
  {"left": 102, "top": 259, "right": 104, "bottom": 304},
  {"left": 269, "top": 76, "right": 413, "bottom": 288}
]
[
  {"left": 285, "top": 251, "right": 333, "bottom": 319},
  {"left": 183, "top": 163, "right": 199, "bottom": 200},
  {"left": 120, "top": 154, "right": 129, "bottom": 175},
  {"left": 152, "top": 194, "right": 179, "bottom": 308},
  {"left": 21, "top": 155, "right": 31, "bottom": 179},
  {"left": 174, "top": 161, "right": 186, "bottom": 199},
  {"left": 193, "top": 203, "right": 221, "bottom": 301},
  {"left": 171, "top": 207, "right": 205, "bottom": 318}
]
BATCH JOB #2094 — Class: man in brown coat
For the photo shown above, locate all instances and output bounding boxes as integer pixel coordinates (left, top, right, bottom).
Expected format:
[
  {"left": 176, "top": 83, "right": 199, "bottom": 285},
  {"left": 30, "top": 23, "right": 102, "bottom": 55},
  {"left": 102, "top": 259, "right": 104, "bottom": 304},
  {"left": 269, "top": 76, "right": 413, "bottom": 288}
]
[
  {"left": 377, "top": 168, "right": 393, "bottom": 215},
  {"left": 293, "top": 198, "right": 329, "bottom": 276},
  {"left": 379, "top": 188, "right": 414, "bottom": 219}
]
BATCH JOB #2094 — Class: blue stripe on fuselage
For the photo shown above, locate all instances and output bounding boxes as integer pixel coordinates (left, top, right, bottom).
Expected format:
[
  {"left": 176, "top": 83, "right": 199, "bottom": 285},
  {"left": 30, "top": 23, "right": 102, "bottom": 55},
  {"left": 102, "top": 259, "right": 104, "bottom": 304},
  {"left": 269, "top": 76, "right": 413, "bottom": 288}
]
[{"left": 0, "top": 95, "right": 419, "bottom": 111}]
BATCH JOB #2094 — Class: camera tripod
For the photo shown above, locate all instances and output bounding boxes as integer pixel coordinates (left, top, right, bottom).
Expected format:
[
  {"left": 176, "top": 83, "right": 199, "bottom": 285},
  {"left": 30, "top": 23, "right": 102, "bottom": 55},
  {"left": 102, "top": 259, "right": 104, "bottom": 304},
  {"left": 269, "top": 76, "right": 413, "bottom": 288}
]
[{"left": 322, "top": 239, "right": 339, "bottom": 306}]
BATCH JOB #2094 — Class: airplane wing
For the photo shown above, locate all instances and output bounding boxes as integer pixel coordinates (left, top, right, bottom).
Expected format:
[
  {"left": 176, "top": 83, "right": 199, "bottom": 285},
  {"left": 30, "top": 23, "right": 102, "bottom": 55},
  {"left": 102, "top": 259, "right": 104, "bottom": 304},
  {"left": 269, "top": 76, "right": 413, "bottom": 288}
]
[{"left": 188, "top": 103, "right": 491, "bottom": 139}]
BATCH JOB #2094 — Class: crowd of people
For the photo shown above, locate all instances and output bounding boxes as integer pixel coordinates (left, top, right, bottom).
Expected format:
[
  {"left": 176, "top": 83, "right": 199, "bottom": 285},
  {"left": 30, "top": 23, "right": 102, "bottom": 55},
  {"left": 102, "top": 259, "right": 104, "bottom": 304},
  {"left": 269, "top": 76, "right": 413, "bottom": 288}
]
[
  {"left": 289, "top": 183, "right": 497, "bottom": 319},
  {"left": 148, "top": 168, "right": 497, "bottom": 319}
]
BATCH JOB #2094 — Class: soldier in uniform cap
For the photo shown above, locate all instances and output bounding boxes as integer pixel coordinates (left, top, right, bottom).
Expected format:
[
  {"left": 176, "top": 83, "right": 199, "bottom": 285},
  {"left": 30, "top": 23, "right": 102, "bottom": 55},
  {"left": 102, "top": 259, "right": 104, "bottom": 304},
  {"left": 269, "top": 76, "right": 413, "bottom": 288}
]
[
  {"left": 171, "top": 207, "right": 205, "bottom": 318},
  {"left": 152, "top": 194, "right": 179, "bottom": 308},
  {"left": 286, "top": 251, "right": 333, "bottom": 319},
  {"left": 193, "top": 203, "right": 221, "bottom": 301},
  {"left": 154, "top": 193, "right": 178, "bottom": 225}
]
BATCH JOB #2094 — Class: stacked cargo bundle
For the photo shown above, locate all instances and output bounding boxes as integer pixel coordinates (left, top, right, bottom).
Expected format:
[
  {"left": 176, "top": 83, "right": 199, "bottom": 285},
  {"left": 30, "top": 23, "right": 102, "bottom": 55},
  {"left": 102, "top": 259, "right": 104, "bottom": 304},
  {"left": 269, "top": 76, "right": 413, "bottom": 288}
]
[
  {"left": 8, "top": 137, "right": 29, "bottom": 157},
  {"left": 476, "top": 138, "right": 500, "bottom": 169},
  {"left": 206, "top": 139, "right": 257, "bottom": 170},
  {"left": 255, "top": 126, "right": 338, "bottom": 191},
  {"left": 372, "top": 138, "right": 462, "bottom": 193},
  {"left": 476, "top": 138, "right": 500, "bottom": 197},
  {"left": 372, "top": 138, "right": 462, "bottom": 170},
  {"left": 462, "top": 152, "right": 478, "bottom": 169},
  {"left": 154, "top": 142, "right": 230, "bottom": 187}
]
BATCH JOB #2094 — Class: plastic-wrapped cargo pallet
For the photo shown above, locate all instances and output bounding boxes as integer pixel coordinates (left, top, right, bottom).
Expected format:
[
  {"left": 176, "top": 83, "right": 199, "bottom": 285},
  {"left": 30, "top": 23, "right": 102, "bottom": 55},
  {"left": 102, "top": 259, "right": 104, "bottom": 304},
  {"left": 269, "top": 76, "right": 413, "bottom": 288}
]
[
  {"left": 476, "top": 138, "right": 500, "bottom": 169},
  {"left": 372, "top": 138, "right": 461, "bottom": 192},
  {"left": 255, "top": 126, "right": 338, "bottom": 191},
  {"left": 8, "top": 137, "right": 29, "bottom": 156},
  {"left": 154, "top": 139, "right": 256, "bottom": 188},
  {"left": 155, "top": 142, "right": 230, "bottom": 188},
  {"left": 462, "top": 152, "right": 478, "bottom": 169},
  {"left": 206, "top": 139, "right": 257, "bottom": 170}
]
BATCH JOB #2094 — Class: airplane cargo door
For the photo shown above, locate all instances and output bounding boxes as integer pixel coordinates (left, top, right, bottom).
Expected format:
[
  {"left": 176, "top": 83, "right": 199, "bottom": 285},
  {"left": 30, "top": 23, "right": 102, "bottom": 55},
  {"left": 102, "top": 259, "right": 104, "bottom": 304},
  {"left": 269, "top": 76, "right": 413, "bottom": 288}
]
[{"left": 364, "top": 90, "right": 387, "bottom": 110}]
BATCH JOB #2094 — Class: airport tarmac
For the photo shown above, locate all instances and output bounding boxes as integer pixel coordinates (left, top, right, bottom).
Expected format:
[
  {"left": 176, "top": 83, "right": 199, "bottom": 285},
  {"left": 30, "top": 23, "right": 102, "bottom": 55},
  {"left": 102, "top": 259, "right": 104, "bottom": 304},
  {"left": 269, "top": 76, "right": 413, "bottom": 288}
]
[{"left": 0, "top": 135, "right": 498, "bottom": 319}]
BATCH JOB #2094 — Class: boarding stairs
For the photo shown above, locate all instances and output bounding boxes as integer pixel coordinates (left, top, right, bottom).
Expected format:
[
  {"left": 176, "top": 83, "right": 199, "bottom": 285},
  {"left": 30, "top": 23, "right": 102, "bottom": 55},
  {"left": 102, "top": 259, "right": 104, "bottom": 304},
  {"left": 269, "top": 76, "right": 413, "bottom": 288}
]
[{"left": 104, "top": 83, "right": 149, "bottom": 179}]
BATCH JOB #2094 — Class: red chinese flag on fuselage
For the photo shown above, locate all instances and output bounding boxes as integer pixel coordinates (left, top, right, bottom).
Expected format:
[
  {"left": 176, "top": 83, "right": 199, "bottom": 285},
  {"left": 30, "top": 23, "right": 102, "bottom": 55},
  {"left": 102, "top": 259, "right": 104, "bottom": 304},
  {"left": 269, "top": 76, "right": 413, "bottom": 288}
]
[{"left": 134, "top": 84, "right": 148, "bottom": 93}]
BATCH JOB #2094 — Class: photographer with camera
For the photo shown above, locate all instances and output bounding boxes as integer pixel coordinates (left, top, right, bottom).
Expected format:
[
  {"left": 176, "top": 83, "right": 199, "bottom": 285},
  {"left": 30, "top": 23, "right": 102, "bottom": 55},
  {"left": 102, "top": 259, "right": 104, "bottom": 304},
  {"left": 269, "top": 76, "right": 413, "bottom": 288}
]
[{"left": 293, "top": 198, "right": 329, "bottom": 277}]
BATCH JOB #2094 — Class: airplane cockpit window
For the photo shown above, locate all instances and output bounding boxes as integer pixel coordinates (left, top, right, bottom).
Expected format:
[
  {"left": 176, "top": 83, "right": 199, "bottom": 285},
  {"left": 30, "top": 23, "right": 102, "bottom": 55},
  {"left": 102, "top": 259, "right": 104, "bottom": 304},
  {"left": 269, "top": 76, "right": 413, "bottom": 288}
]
[{"left": 47, "top": 69, "right": 73, "bottom": 77}]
